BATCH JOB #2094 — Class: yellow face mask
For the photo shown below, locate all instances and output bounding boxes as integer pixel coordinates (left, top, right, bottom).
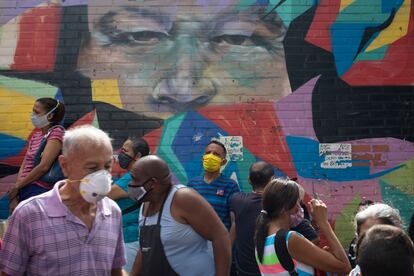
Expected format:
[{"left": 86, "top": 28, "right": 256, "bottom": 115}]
[{"left": 202, "top": 153, "right": 222, "bottom": 173}]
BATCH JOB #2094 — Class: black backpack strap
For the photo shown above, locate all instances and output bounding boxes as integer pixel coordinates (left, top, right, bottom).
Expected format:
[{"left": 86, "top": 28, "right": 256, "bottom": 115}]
[
  {"left": 274, "top": 229, "right": 299, "bottom": 276},
  {"left": 121, "top": 202, "right": 141, "bottom": 215}
]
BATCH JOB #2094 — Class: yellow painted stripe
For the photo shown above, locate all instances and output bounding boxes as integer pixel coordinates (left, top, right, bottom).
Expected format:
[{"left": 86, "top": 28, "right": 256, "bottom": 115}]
[
  {"left": 340, "top": 0, "right": 356, "bottom": 11},
  {"left": 0, "top": 87, "right": 36, "bottom": 139},
  {"left": 366, "top": 0, "right": 411, "bottom": 51},
  {"left": 91, "top": 79, "right": 123, "bottom": 109}
]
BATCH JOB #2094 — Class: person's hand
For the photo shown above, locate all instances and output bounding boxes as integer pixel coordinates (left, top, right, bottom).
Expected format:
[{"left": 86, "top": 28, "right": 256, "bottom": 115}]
[{"left": 307, "top": 199, "right": 328, "bottom": 226}]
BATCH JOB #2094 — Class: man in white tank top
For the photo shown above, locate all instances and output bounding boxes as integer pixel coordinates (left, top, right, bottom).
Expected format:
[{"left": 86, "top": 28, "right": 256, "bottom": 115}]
[{"left": 129, "top": 155, "right": 231, "bottom": 276}]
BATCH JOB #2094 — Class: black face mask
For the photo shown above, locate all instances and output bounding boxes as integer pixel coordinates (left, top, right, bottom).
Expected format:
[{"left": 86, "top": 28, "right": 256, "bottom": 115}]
[{"left": 118, "top": 152, "right": 134, "bottom": 169}]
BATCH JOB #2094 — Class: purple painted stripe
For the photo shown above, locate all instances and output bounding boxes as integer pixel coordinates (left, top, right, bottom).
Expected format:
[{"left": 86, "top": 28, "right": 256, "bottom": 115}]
[
  {"left": 298, "top": 177, "right": 382, "bottom": 216},
  {"left": 275, "top": 75, "right": 320, "bottom": 139}
]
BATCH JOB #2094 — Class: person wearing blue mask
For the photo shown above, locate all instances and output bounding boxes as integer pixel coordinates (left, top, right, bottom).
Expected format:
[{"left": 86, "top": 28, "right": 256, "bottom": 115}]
[
  {"left": 9, "top": 98, "right": 65, "bottom": 212},
  {"left": 107, "top": 137, "right": 150, "bottom": 273}
]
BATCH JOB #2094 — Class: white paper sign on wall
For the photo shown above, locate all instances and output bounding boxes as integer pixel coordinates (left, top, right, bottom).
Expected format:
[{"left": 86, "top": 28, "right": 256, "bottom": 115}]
[
  {"left": 219, "top": 136, "right": 243, "bottom": 161},
  {"left": 319, "top": 143, "right": 352, "bottom": 169}
]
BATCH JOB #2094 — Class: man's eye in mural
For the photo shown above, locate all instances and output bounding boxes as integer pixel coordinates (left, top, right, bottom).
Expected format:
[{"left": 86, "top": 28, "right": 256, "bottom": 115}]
[
  {"left": 112, "top": 31, "right": 170, "bottom": 46},
  {"left": 211, "top": 34, "right": 256, "bottom": 46}
]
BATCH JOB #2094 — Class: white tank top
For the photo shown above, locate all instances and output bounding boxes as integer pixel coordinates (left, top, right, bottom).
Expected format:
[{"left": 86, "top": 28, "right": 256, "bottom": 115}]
[{"left": 139, "top": 184, "right": 215, "bottom": 276}]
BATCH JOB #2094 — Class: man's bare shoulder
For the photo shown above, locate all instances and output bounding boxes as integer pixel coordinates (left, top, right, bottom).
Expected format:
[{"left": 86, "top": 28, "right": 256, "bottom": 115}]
[{"left": 172, "top": 185, "right": 205, "bottom": 209}]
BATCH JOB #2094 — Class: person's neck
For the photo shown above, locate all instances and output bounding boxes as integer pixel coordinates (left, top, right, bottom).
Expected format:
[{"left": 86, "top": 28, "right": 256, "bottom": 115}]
[
  {"left": 268, "top": 213, "right": 290, "bottom": 234},
  {"left": 204, "top": 171, "right": 220, "bottom": 183},
  {"left": 40, "top": 124, "right": 52, "bottom": 134},
  {"left": 252, "top": 187, "right": 265, "bottom": 195},
  {"left": 59, "top": 181, "right": 94, "bottom": 214},
  {"left": 145, "top": 187, "right": 171, "bottom": 215}
]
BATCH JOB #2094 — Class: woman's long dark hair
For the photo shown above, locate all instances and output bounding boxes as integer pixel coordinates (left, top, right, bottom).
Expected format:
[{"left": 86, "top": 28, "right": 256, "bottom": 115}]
[
  {"left": 255, "top": 178, "right": 299, "bottom": 262},
  {"left": 36, "top": 97, "right": 65, "bottom": 126}
]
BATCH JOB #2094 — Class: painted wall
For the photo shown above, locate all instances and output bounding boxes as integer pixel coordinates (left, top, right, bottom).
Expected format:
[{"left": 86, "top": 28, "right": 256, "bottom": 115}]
[{"left": 1, "top": 0, "right": 413, "bottom": 245}]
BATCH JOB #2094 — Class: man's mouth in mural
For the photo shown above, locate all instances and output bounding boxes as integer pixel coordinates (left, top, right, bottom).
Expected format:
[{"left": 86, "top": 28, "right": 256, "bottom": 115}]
[{"left": 149, "top": 94, "right": 214, "bottom": 113}]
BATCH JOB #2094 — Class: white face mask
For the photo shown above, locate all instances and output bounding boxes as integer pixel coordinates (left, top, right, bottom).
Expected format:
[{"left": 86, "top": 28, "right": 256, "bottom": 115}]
[
  {"left": 69, "top": 170, "right": 112, "bottom": 204},
  {"left": 31, "top": 113, "right": 51, "bottom": 129},
  {"left": 31, "top": 101, "right": 60, "bottom": 129}
]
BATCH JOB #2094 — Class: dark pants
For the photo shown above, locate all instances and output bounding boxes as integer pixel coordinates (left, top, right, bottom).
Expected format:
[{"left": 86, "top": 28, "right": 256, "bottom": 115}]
[{"left": 18, "top": 183, "right": 50, "bottom": 202}]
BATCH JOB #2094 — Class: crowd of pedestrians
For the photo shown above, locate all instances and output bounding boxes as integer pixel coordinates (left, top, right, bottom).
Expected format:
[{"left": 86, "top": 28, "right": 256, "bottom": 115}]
[{"left": 0, "top": 98, "right": 413, "bottom": 276}]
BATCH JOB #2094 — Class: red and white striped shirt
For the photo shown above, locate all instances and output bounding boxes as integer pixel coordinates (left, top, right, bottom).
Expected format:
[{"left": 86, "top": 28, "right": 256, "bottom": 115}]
[{"left": 20, "top": 126, "right": 64, "bottom": 189}]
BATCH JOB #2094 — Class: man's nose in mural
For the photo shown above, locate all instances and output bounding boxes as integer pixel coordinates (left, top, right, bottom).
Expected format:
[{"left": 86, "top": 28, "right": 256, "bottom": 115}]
[{"left": 151, "top": 46, "right": 216, "bottom": 112}]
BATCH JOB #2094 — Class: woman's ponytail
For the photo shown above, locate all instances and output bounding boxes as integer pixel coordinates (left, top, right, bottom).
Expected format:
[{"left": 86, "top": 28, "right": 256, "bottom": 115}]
[{"left": 255, "top": 211, "right": 270, "bottom": 262}]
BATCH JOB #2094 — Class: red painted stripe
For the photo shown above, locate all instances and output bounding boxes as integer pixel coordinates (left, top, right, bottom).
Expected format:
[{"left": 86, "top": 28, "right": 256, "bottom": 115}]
[
  {"left": 198, "top": 102, "right": 297, "bottom": 178},
  {"left": 11, "top": 5, "right": 61, "bottom": 71},
  {"left": 305, "top": 0, "right": 341, "bottom": 52}
]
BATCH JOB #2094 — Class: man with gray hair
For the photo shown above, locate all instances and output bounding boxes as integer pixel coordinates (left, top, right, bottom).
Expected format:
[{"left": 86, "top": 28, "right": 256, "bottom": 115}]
[
  {"left": 0, "top": 125, "right": 126, "bottom": 275},
  {"left": 354, "top": 203, "right": 404, "bottom": 236},
  {"left": 348, "top": 202, "right": 404, "bottom": 276}
]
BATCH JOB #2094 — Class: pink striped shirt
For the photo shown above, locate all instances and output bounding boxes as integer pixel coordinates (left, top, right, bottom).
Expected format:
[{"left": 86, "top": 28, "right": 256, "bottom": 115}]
[{"left": 20, "top": 126, "right": 64, "bottom": 189}]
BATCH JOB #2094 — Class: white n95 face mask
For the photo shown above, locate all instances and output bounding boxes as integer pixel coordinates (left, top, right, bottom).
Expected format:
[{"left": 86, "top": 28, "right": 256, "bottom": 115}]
[{"left": 73, "top": 170, "right": 112, "bottom": 204}]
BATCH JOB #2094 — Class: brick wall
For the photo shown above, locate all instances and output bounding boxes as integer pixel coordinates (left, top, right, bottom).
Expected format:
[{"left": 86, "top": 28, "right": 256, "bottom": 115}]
[{"left": 0, "top": 1, "right": 413, "bottom": 245}]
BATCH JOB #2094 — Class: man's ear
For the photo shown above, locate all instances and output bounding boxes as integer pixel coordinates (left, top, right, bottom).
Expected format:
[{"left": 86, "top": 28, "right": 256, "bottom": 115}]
[
  {"left": 222, "top": 158, "right": 227, "bottom": 166},
  {"left": 58, "top": 155, "right": 68, "bottom": 177},
  {"left": 134, "top": 152, "right": 142, "bottom": 160}
]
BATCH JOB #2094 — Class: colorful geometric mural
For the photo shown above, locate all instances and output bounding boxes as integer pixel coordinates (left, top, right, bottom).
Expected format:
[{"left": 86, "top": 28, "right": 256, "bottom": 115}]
[{"left": 0, "top": 0, "right": 413, "bottom": 245}]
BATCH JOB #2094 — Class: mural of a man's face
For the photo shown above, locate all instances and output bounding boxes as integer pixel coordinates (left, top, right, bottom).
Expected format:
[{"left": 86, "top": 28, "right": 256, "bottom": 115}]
[{"left": 77, "top": 0, "right": 291, "bottom": 119}]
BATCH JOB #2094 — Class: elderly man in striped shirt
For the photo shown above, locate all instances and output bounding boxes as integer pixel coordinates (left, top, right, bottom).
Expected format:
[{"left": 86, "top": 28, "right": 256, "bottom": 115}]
[{"left": 0, "top": 125, "right": 126, "bottom": 275}]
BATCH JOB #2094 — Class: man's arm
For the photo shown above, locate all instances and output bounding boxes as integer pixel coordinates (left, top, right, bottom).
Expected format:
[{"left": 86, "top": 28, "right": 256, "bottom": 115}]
[
  {"left": 228, "top": 193, "right": 239, "bottom": 245},
  {"left": 130, "top": 250, "right": 142, "bottom": 276},
  {"left": 229, "top": 211, "right": 236, "bottom": 245},
  {"left": 107, "top": 184, "right": 129, "bottom": 201},
  {"left": 172, "top": 188, "right": 231, "bottom": 276}
]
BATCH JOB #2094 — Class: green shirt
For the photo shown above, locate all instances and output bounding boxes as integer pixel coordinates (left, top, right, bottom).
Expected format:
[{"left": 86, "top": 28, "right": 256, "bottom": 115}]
[{"left": 114, "top": 172, "right": 139, "bottom": 243}]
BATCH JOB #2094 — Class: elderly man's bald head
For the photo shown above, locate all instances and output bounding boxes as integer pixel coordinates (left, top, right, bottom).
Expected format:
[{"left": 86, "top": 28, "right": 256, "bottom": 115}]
[
  {"left": 62, "top": 125, "right": 112, "bottom": 157},
  {"left": 132, "top": 155, "right": 170, "bottom": 180},
  {"left": 249, "top": 161, "right": 274, "bottom": 188}
]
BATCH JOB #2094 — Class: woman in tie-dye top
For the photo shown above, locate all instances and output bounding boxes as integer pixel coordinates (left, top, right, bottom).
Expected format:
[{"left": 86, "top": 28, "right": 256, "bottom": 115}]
[{"left": 254, "top": 179, "right": 351, "bottom": 276}]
